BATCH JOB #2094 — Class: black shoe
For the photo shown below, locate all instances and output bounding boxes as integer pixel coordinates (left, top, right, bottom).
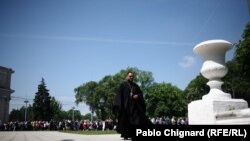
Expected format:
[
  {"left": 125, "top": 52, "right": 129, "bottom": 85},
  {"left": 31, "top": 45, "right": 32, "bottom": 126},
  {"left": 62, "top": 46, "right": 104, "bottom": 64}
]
[{"left": 123, "top": 137, "right": 129, "bottom": 140}]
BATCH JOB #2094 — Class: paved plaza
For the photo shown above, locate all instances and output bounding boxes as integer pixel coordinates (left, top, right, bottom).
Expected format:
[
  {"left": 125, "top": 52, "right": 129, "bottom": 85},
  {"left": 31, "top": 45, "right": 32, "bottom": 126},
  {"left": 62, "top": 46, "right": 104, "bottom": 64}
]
[{"left": 0, "top": 131, "right": 122, "bottom": 141}]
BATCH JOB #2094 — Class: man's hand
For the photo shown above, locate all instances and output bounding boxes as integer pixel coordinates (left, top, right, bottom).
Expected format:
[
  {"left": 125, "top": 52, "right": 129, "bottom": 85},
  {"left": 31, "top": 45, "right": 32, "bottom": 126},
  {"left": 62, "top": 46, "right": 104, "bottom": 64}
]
[{"left": 132, "top": 94, "right": 139, "bottom": 100}]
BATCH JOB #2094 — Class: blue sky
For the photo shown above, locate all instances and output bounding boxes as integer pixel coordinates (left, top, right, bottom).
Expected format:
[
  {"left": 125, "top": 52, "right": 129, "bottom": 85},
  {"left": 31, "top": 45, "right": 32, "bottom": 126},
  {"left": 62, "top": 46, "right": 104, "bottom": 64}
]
[{"left": 0, "top": 0, "right": 249, "bottom": 115}]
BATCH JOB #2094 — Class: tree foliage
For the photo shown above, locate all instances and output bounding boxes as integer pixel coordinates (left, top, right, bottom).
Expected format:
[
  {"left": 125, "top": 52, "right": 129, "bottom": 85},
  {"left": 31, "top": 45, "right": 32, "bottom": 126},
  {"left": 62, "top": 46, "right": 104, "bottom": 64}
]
[
  {"left": 223, "top": 22, "right": 250, "bottom": 104},
  {"left": 10, "top": 78, "right": 86, "bottom": 122},
  {"left": 234, "top": 22, "right": 250, "bottom": 77},
  {"left": 66, "top": 109, "right": 82, "bottom": 121},
  {"left": 9, "top": 94, "right": 79, "bottom": 122},
  {"left": 184, "top": 74, "right": 209, "bottom": 104},
  {"left": 74, "top": 67, "right": 154, "bottom": 120},
  {"left": 50, "top": 96, "right": 63, "bottom": 121},
  {"left": 145, "top": 83, "right": 186, "bottom": 118},
  {"left": 33, "top": 78, "right": 52, "bottom": 121},
  {"left": 9, "top": 105, "right": 33, "bottom": 121}
]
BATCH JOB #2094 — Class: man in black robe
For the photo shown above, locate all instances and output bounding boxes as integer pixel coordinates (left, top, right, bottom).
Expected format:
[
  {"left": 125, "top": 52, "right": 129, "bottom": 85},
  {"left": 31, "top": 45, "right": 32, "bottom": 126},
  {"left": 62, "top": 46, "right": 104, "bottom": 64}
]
[{"left": 112, "top": 71, "right": 152, "bottom": 140}]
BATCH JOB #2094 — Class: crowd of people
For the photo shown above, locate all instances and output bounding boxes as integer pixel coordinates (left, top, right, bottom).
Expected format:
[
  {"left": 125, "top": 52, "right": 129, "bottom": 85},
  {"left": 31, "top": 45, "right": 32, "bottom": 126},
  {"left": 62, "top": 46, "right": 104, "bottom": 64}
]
[
  {"left": 0, "top": 119, "right": 116, "bottom": 131},
  {"left": 0, "top": 116, "right": 188, "bottom": 131},
  {"left": 150, "top": 116, "right": 188, "bottom": 125}
]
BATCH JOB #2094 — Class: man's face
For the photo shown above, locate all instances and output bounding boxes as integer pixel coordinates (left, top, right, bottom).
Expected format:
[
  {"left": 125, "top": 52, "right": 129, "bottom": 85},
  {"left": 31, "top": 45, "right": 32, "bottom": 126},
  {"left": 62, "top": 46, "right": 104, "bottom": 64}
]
[{"left": 126, "top": 73, "right": 134, "bottom": 82}]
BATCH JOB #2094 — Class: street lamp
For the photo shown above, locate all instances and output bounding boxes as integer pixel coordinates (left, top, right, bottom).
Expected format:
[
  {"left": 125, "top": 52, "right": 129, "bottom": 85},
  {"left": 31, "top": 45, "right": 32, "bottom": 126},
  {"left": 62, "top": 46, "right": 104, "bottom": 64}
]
[
  {"left": 72, "top": 106, "right": 75, "bottom": 121},
  {"left": 24, "top": 100, "right": 29, "bottom": 121},
  {"left": 72, "top": 106, "right": 75, "bottom": 130},
  {"left": 99, "top": 98, "right": 104, "bottom": 120},
  {"left": 91, "top": 108, "right": 93, "bottom": 123}
]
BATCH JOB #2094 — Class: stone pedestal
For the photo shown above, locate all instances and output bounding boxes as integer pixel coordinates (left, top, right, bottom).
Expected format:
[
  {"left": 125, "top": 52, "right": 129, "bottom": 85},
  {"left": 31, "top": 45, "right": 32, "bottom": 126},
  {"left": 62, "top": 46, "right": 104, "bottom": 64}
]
[
  {"left": 188, "top": 40, "right": 250, "bottom": 125},
  {"left": 215, "top": 109, "right": 250, "bottom": 124},
  {"left": 188, "top": 99, "right": 249, "bottom": 124}
]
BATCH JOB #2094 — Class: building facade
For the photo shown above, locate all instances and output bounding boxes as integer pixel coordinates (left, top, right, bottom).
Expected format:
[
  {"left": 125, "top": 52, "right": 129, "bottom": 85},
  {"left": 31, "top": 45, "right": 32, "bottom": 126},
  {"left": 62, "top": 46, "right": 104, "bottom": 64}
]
[{"left": 0, "top": 66, "right": 14, "bottom": 123}]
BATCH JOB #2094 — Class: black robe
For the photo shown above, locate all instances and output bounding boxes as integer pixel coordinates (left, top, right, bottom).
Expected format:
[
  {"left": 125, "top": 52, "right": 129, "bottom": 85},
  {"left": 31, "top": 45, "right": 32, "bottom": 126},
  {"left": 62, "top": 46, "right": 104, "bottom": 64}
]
[{"left": 112, "top": 80, "right": 152, "bottom": 138}]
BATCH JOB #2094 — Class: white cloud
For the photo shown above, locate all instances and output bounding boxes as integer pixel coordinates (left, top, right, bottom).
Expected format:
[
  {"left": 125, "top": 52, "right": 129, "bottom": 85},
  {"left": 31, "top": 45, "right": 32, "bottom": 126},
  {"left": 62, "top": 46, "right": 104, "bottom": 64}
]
[
  {"left": 179, "top": 56, "right": 195, "bottom": 68},
  {"left": 1, "top": 34, "right": 194, "bottom": 46}
]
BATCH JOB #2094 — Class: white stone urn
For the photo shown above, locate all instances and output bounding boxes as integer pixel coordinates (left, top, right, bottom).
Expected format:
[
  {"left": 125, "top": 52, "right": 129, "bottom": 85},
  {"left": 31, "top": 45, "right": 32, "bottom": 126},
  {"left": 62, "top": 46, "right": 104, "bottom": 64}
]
[
  {"left": 189, "top": 39, "right": 250, "bottom": 125},
  {"left": 193, "top": 40, "right": 232, "bottom": 100}
]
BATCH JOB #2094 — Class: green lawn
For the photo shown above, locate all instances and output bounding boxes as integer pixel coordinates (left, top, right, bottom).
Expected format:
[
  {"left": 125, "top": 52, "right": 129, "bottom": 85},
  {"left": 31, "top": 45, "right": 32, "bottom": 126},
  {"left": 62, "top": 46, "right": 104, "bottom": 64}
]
[{"left": 61, "top": 130, "right": 118, "bottom": 135}]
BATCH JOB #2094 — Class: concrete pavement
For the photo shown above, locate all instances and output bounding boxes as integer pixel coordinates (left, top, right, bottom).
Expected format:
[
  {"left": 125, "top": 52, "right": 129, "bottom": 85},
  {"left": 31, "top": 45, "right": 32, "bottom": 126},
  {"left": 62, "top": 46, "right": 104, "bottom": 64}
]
[{"left": 0, "top": 131, "right": 122, "bottom": 141}]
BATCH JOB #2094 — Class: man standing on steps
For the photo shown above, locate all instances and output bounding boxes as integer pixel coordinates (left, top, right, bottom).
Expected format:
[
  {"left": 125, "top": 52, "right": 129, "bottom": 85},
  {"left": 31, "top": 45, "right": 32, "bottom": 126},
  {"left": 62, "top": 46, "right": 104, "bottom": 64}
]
[{"left": 112, "top": 71, "right": 152, "bottom": 140}]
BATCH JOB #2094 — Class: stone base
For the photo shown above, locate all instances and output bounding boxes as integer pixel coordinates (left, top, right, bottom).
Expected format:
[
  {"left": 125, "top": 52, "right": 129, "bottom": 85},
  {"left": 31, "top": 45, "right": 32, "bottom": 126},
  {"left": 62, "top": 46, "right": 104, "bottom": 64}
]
[
  {"left": 188, "top": 98, "right": 249, "bottom": 125},
  {"left": 215, "top": 108, "right": 250, "bottom": 124},
  {"left": 216, "top": 117, "right": 250, "bottom": 124}
]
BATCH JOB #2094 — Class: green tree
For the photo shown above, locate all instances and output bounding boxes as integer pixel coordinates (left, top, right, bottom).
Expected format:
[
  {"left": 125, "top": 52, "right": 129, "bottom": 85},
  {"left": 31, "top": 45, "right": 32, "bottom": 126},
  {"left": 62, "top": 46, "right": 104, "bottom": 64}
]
[
  {"left": 145, "top": 83, "right": 185, "bottom": 118},
  {"left": 112, "top": 67, "right": 154, "bottom": 94},
  {"left": 9, "top": 105, "right": 33, "bottom": 121},
  {"left": 184, "top": 74, "right": 209, "bottom": 104},
  {"left": 234, "top": 22, "right": 250, "bottom": 78},
  {"left": 75, "top": 81, "right": 98, "bottom": 118},
  {"left": 74, "top": 67, "right": 154, "bottom": 120},
  {"left": 58, "top": 110, "right": 68, "bottom": 120},
  {"left": 82, "top": 113, "right": 97, "bottom": 121},
  {"left": 50, "top": 96, "right": 63, "bottom": 121},
  {"left": 223, "top": 22, "right": 250, "bottom": 104},
  {"left": 67, "top": 109, "right": 82, "bottom": 121},
  {"left": 33, "top": 78, "right": 52, "bottom": 121},
  {"left": 95, "top": 75, "right": 115, "bottom": 120},
  {"left": 9, "top": 108, "right": 24, "bottom": 121}
]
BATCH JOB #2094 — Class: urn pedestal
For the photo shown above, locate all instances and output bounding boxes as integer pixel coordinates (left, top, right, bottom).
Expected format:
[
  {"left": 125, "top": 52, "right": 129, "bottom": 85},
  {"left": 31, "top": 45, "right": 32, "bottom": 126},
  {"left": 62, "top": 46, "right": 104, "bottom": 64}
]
[{"left": 188, "top": 40, "right": 250, "bottom": 124}]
